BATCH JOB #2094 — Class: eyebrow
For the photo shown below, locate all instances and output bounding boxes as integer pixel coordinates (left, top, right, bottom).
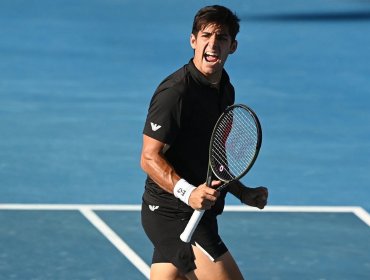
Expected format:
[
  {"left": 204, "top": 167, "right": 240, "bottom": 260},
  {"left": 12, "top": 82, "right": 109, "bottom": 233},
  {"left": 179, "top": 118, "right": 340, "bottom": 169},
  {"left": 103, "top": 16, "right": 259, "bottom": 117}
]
[{"left": 201, "top": 31, "right": 229, "bottom": 37}]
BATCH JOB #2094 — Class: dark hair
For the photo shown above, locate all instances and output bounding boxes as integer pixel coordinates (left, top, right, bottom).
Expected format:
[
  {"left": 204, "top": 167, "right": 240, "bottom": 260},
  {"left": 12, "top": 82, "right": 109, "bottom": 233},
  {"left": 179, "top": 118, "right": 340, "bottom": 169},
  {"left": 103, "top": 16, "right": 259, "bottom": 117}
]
[{"left": 192, "top": 5, "right": 240, "bottom": 41}]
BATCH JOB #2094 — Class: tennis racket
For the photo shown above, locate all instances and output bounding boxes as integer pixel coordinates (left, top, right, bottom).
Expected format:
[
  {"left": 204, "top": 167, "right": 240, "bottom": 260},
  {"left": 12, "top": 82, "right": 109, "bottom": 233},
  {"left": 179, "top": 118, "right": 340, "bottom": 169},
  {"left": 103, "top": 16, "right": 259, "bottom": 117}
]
[{"left": 180, "top": 104, "right": 262, "bottom": 243}]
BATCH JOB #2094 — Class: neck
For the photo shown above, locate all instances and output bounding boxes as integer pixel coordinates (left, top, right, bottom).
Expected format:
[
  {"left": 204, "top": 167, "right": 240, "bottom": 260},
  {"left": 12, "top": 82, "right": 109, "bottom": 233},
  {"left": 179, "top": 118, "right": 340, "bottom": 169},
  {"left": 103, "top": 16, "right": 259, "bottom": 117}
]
[
  {"left": 211, "top": 80, "right": 220, "bottom": 90},
  {"left": 207, "top": 74, "right": 221, "bottom": 85},
  {"left": 191, "top": 59, "right": 223, "bottom": 85}
]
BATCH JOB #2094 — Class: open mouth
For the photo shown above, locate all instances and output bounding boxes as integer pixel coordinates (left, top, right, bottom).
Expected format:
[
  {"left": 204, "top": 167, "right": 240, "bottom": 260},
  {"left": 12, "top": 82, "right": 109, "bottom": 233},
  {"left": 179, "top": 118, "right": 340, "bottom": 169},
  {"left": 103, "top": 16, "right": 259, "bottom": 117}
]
[{"left": 204, "top": 52, "right": 219, "bottom": 63}]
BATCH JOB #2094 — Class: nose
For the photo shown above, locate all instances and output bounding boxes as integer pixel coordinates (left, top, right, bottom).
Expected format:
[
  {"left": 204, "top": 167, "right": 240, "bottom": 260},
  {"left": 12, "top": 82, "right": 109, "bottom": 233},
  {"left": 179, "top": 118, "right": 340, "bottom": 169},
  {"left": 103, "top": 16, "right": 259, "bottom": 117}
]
[{"left": 208, "top": 34, "right": 218, "bottom": 48}]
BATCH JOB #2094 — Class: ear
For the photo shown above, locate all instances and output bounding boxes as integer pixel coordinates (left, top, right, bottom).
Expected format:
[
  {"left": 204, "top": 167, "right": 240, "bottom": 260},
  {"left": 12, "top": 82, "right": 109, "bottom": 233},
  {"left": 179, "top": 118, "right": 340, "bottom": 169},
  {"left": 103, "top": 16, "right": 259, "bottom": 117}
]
[
  {"left": 190, "top": 34, "right": 196, "bottom": 50},
  {"left": 229, "top": 40, "right": 238, "bottom": 54}
]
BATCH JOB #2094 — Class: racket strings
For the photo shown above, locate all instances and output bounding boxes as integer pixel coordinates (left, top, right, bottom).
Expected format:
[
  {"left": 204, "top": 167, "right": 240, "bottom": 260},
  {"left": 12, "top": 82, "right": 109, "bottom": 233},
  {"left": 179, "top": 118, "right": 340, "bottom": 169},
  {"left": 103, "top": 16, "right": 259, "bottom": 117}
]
[
  {"left": 211, "top": 107, "right": 259, "bottom": 181},
  {"left": 213, "top": 129, "right": 256, "bottom": 177},
  {"left": 213, "top": 125, "right": 256, "bottom": 178}
]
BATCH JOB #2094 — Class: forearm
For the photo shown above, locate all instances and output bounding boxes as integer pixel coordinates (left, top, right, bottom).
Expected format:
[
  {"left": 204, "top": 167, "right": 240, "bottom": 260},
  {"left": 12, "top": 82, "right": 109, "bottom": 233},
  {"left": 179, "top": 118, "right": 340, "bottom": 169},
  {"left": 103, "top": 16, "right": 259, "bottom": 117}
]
[
  {"left": 141, "top": 152, "right": 180, "bottom": 194},
  {"left": 140, "top": 135, "right": 182, "bottom": 193},
  {"left": 228, "top": 181, "right": 250, "bottom": 201}
]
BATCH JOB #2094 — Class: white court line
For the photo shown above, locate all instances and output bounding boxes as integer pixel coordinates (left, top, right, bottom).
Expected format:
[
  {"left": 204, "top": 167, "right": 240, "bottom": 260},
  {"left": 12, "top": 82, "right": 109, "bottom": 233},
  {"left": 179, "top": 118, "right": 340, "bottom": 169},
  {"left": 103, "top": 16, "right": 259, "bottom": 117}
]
[
  {"left": 0, "top": 204, "right": 141, "bottom": 211},
  {"left": 352, "top": 207, "right": 370, "bottom": 227},
  {"left": 0, "top": 204, "right": 369, "bottom": 226},
  {"left": 225, "top": 205, "right": 370, "bottom": 226},
  {"left": 79, "top": 208, "right": 150, "bottom": 279},
  {"left": 225, "top": 205, "right": 363, "bottom": 212}
]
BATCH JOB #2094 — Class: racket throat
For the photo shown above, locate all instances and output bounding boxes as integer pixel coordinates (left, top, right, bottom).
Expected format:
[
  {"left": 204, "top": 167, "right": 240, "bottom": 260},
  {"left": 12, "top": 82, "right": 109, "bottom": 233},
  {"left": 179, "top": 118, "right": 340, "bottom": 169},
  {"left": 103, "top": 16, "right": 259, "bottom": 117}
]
[{"left": 206, "top": 169, "right": 213, "bottom": 187}]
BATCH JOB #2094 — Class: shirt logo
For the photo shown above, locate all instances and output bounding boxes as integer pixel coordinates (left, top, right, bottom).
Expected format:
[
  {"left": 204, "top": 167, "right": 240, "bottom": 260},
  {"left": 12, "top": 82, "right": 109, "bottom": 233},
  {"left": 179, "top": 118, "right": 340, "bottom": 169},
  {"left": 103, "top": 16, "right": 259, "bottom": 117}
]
[
  {"left": 150, "top": 122, "right": 162, "bottom": 131},
  {"left": 149, "top": 205, "right": 159, "bottom": 211}
]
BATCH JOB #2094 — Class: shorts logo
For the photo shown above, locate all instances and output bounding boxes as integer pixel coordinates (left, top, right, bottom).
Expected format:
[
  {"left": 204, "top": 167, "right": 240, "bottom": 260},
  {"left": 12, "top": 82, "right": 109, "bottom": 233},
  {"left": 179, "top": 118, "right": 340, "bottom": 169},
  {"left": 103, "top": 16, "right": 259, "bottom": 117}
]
[
  {"left": 150, "top": 122, "right": 162, "bottom": 131},
  {"left": 149, "top": 205, "right": 159, "bottom": 211}
]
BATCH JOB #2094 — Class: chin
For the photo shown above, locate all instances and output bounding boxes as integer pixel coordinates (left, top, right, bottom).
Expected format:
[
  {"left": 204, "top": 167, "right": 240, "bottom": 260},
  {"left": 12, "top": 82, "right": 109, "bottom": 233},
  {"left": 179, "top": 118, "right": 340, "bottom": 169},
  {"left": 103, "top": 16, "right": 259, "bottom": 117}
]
[{"left": 204, "top": 65, "right": 222, "bottom": 75}]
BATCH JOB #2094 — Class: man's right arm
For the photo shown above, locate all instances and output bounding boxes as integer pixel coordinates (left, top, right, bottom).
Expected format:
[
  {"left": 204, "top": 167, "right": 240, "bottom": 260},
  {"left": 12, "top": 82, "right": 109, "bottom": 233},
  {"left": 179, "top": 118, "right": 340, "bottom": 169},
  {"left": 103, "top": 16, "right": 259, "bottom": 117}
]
[{"left": 140, "top": 134, "right": 220, "bottom": 210}]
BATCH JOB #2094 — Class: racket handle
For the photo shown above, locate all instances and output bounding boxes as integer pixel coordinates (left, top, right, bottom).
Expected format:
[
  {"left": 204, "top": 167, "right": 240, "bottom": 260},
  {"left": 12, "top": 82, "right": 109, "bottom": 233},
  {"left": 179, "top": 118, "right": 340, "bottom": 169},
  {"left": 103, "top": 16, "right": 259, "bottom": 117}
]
[{"left": 180, "top": 209, "right": 205, "bottom": 243}]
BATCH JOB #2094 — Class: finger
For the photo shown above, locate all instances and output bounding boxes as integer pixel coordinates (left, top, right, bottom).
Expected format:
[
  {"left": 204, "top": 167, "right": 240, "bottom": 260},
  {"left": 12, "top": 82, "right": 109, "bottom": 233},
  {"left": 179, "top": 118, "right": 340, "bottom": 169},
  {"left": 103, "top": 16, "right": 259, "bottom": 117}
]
[
  {"left": 256, "top": 197, "right": 267, "bottom": 209},
  {"left": 257, "top": 193, "right": 267, "bottom": 202},
  {"left": 260, "top": 187, "right": 268, "bottom": 196},
  {"left": 256, "top": 203, "right": 265, "bottom": 209},
  {"left": 210, "top": 180, "right": 222, "bottom": 188},
  {"left": 198, "top": 199, "right": 215, "bottom": 210},
  {"left": 193, "top": 198, "right": 214, "bottom": 210},
  {"left": 203, "top": 193, "right": 219, "bottom": 202},
  {"left": 203, "top": 186, "right": 220, "bottom": 197},
  {"left": 259, "top": 194, "right": 267, "bottom": 201}
]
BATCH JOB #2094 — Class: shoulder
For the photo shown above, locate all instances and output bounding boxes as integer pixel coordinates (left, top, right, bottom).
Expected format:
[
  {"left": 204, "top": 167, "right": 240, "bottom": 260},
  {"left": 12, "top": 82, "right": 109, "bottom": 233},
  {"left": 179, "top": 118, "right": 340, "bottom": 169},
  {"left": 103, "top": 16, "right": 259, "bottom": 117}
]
[
  {"left": 147, "top": 64, "right": 194, "bottom": 113},
  {"left": 155, "top": 65, "right": 191, "bottom": 97}
]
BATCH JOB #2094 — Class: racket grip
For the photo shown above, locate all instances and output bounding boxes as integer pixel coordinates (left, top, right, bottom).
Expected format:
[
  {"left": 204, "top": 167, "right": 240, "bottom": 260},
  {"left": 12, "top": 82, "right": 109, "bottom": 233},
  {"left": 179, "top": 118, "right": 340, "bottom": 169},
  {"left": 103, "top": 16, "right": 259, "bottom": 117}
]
[{"left": 180, "top": 209, "right": 205, "bottom": 243}]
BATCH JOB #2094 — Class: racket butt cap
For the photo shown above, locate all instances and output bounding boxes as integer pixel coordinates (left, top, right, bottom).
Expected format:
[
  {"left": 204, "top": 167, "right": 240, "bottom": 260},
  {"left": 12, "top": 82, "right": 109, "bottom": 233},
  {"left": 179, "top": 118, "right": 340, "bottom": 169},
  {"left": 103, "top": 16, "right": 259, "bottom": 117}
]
[{"left": 180, "top": 232, "right": 191, "bottom": 243}]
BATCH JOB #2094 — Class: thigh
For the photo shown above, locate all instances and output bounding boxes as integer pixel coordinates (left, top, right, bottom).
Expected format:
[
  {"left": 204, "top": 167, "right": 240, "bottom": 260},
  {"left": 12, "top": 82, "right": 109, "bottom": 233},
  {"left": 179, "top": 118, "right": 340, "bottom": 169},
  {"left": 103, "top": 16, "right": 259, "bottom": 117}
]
[
  {"left": 186, "top": 246, "right": 244, "bottom": 280},
  {"left": 151, "top": 263, "right": 188, "bottom": 280},
  {"left": 141, "top": 202, "right": 196, "bottom": 274}
]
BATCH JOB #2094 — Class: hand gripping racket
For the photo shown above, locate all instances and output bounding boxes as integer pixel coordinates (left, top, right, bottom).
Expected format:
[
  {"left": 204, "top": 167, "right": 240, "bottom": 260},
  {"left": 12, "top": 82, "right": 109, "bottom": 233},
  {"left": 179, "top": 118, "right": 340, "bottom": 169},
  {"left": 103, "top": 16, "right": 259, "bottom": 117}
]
[{"left": 180, "top": 104, "right": 262, "bottom": 243}]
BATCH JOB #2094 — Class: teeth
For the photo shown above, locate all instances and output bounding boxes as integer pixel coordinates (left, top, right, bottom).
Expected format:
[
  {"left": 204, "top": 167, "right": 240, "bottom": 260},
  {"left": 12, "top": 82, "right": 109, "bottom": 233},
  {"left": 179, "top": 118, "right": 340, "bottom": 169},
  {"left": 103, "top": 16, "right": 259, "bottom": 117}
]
[
  {"left": 204, "top": 51, "right": 219, "bottom": 62},
  {"left": 205, "top": 52, "right": 218, "bottom": 57}
]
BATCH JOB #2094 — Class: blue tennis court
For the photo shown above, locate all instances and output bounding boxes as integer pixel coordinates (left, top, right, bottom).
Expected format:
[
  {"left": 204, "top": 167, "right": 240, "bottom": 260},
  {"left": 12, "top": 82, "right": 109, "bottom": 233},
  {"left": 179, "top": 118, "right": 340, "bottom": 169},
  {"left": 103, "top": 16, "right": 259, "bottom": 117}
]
[{"left": 1, "top": 0, "right": 369, "bottom": 279}]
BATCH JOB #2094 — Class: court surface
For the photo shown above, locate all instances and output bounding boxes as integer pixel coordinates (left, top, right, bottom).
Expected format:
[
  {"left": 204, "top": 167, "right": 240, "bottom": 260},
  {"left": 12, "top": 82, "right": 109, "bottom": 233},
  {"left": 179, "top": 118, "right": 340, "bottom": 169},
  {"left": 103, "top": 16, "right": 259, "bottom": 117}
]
[{"left": 1, "top": 0, "right": 369, "bottom": 279}]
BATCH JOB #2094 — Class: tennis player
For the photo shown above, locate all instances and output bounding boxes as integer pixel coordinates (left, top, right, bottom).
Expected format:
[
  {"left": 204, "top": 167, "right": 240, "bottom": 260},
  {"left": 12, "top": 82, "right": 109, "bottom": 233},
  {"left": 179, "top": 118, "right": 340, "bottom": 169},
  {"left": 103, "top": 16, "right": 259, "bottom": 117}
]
[{"left": 140, "top": 5, "right": 268, "bottom": 280}]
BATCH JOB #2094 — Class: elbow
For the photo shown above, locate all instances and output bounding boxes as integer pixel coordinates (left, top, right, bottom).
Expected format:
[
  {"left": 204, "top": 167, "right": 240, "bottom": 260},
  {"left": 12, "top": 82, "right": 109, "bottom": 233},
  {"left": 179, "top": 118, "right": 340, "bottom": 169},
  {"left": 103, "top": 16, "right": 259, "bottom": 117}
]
[
  {"left": 140, "top": 135, "right": 165, "bottom": 175},
  {"left": 140, "top": 150, "right": 153, "bottom": 174},
  {"left": 140, "top": 153, "right": 148, "bottom": 173}
]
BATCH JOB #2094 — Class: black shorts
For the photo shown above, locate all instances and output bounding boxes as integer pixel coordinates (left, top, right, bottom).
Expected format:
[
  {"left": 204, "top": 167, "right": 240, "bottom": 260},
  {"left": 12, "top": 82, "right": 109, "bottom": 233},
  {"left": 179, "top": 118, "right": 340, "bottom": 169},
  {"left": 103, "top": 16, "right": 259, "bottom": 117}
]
[{"left": 141, "top": 200, "right": 228, "bottom": 274}]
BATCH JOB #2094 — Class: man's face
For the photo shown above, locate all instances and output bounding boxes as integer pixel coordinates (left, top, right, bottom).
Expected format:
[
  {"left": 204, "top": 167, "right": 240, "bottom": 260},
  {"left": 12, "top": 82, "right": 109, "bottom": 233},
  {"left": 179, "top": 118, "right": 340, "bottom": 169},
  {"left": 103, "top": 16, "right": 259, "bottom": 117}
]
[{"left": 190, "top": 23, "right": 237, "bottom": 83}]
